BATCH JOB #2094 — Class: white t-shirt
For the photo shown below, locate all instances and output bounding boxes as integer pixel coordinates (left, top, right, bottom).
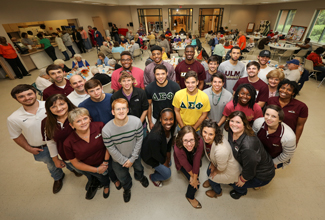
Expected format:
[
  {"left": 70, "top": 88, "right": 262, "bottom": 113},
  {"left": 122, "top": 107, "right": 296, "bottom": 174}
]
[
  {"left": 242, "top": 64, "right": 274, "bottom": 84},
  {"left": 284, "top": 69, "right": 300, "bottom": 83},
  {"left": 35, "top": 76, "right": 52, "bottom": 92},
  {"left": 7, "top": 101, "right": 47, "bottom": 147},
  {"left": 67, "top": 90, "right": 90, "bottom": 107}
]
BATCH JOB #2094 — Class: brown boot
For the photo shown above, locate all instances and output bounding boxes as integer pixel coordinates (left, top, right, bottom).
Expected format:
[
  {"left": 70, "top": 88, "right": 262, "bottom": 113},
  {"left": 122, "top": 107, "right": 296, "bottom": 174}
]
[
  {"left": 205, "top": 189, "right": 222, "bottom": 198},
  {"left": 203, "top": 180, "right": 210, "bottom": 188}
]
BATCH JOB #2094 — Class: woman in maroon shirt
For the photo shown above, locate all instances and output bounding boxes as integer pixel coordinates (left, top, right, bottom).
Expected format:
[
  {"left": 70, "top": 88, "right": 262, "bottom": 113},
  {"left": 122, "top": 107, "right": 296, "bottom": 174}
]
[
  {"left": 64, "top": 108, "right": 120, "bottom": 199},
  {"left": 268, "top": 79, "right": 308, "bottom": 145},
  {"left": 174, "top": 126, "right": 204, "bottom": 209}
]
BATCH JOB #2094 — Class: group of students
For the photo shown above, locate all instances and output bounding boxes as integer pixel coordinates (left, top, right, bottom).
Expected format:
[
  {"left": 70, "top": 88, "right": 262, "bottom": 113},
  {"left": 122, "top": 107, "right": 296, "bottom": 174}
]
[{"left": 7, "top": 42, "right": 308, "bottom": 209}]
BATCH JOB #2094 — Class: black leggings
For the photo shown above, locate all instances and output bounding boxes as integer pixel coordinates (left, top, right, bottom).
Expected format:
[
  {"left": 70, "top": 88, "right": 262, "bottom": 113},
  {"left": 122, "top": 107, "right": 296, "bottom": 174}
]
[
  {"left": 5, "top": 57, "right": 29, "bottom": 78},
  {"left": 45, "top": 46, "right": 57, "bottom": 61}
]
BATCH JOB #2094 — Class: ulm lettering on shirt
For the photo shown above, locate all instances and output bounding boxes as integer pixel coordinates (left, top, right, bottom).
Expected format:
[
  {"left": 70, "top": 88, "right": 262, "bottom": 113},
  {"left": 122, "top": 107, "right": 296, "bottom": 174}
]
[
  {"left": 224, "top": 70, "right": 241, "bottom": 79},
  {"left": 152, "top": 92, "right": 174, "bottom": 101},
  {"left": 180, "top": 101, "right": 204, "bottom": 110}
]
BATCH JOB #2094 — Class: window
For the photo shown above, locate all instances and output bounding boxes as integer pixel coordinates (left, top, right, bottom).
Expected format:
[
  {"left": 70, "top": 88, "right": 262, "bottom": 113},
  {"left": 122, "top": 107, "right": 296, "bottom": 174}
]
[
  {"left": 307, "top": 9, "right": 325, "bottom": 43},
  {"left": 275, "top": 10, "right": 296, "bottom": 34}
]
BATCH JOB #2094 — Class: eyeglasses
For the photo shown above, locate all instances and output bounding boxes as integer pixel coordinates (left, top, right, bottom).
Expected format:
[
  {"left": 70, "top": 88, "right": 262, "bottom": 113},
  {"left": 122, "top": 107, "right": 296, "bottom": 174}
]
[
  {"left": 121, "top": 59, "right": 132, "bottom": 62},
  {"left": 183, "top": 139, "right": 195, "bottom": 144},
  {"left": 115, "top": 107, "right": 127, "bottom": 112}
]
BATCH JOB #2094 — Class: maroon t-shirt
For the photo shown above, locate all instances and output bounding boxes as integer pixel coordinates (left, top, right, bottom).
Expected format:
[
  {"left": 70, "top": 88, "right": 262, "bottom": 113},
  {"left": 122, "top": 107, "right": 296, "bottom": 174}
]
[
  {"left": 257, "top": 122, "right": 284, "bottom": 158},
  {"left": 268, "top": 97, "right": 308, "bottom": 132},
  {"left": 43, "top": 79, "right": 74, "bottom": 101},
  {"left": 63, "top": 122, "right": 106, "bottom": 167},
  {"left": 233, "top": 77, "right": 269, "bottom": 103},
  {"left": 41, "top": 117, "right": 73, "bottom": 161},
  {"left": 175, "top": 60, "right": 206, "bottom": 89}
]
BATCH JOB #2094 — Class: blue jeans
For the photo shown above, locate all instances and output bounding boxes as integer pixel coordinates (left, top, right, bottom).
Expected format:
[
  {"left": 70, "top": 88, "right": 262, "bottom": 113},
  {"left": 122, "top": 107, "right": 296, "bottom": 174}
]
[
  {"left": 230, "top": 177, "right": 272, "bottom": 195},
  {"left": 33, "top": 146, "right": 64, "bottom": 181},
  {"left": 180, "top": 167, "right": 200, "bottom": 200},
  {"left": 314, "top": 66, "right": 325, "bottom": 81},
  {"left": 207, "top": 163, "right": 222, "bottom": 194},
  {"left": 67, "top": 46, "right": 75, "bottom": 56},
  {"left": 112, "top": 157, "right": 144, "bottom": 190},
  {"left": 83, "top": 171, "right": 110, "bottom": 187},
  {"left": 151, "top": 164, "right": 171, "bottom": 182},
  {"left": 62, "top": 51, "right": 70, "bottom": 60}
]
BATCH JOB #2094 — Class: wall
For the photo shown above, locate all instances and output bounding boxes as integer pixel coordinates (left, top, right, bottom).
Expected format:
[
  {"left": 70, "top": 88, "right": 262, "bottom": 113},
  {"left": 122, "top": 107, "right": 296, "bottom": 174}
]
[{"left": 44, "top": 20, "right": 69, "bottom": 33}]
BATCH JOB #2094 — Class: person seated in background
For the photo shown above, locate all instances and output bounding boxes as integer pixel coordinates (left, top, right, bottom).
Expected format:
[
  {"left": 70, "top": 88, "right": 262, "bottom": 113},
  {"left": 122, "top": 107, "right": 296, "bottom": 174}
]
[
  {"left": 267, "top": 30, "right": 275, "bottom": 38},
  {"left": 245, "top": 37, "right": 255, "bottom": 52},
  {"left": 134, "top": 34, "right": 141, "bottom": 46},
  {"left": 173, "top": 33, "right": 182, "bottom": 43},
  {"left": 100, "top": 42, "right": 113, "bottom": 59},
  {"left": 184, "top": 34, "right": 192, "bottom": 44},
  {"left": 219, "top": 27, "right": 225, "bottom": 34},
  {"left": 191, "top": 35, "right": 202, "bottom": 51},
  {"left": 21, "top": 32, "right": 34, "bottom": 46},
  {"left": 147, "top": 32, "right": 156, "bottom": 40},
  {"left": 223, "top": 40, "right": 233, "bottom": 49},
  {"left": 106, "top": 36, "right": 114, "bottom": 47},
  {"left": 119, "top": 36, "right": 128, "bottom": 44},
  {"left": 282, "top": 59, "right": 301, "bottom": 83},
  {"left": 129, "top": 40, "right": 140, "bottom": 57},
  {"left": 213, "top": 39, "right": 225, "bottom": 64},
  {"left": 95, "top": 52, "right": 109, "bottom": 66},
  {"left": 72, "top": 54, "right": 90, "bottom": 69},
  {"left": 266, "top": 69, "right": 285, "bottom": 98},
  {"left": 258, "top": 36, "right": 271, "bottom": 50},
  {"left": 179, "top": 28, "right": 186, "bottom": 35},
  {"left": 307, "top": 47, "right": 325, "bottom": 81},
  {"left": 295, "top": 38, "right": 312, "bottom": 56},
  {"left": 236, "top": 31, "right": 246, "bottom": 51},
  {"left": 210, "top": 32, "right": 221, "bottom": 50},
  {"left": 205, "top": 31, "right": 213, "bottom": 44},
  {"left": 35, "top": 68, "right": 52, "bottom": 92},
  {"left": 272, "top": 31, "right": 279, "bottom": 41},
  {"left": 54, "top": 59, "right": 71, "bottom": 73},
  {"left": 67, "top": 74, "right": 89, "bottom": 106},
  {"left": 126, "top": 30, "right": 134, "bottom": 41},
  {"left": 161, "top": 47, "right": 168, "bottom": 60},
  {"left": 165, "top": 28, "right": 172, "bottom": 36},
  {"left": 112, "top": 41, "right": 125, "bottom": 54},
  {"left": 159, "top": 35, "right": 170, "bottom": 55},
  {"left": 91, "top": 67, "right": 111, "bottom": 86},
  {"left": 108, "top": 59, "right": 122, "bottom": 70}
]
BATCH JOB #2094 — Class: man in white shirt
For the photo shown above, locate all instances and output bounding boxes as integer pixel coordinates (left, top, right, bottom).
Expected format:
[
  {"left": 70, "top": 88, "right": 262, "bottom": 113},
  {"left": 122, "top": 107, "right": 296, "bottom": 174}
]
[
  {"left": 7, "top": 84, "right": 65, "bottom": 194},
  {"left": 283, "top": 59, "right": 301, "bottom": 82},
  {"left": 129, "top": 40, "right": 140, "bottom": 57},
  {"left": 67, "top": 74, "right": 89, "bottom": 106}
]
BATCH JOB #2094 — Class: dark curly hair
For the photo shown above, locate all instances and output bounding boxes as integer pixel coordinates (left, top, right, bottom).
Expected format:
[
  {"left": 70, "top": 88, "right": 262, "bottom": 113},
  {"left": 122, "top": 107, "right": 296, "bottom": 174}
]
[
  {"left": 176, "top": 126, "right": 199, "bottom": 150},
  {"left": 277, "top": 79, "right": 299, "bottom": 98},
  {"left": 233, "top": 83, "right": 256, "bottom": 109},
  {"left": 200, "top": 119, "right": 223, "bottom": 145}
]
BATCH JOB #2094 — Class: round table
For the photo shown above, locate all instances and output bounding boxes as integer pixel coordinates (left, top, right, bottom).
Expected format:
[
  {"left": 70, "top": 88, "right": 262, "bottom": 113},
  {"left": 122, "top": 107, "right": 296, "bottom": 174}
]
[
  {"left": 172, "top": 35, "right": 186, "bottom": 40},
  {"left": 269, "top": 44, "right": 300, "bottom": 51},
  {"left": 246, "top": 35, "right": 263, "bottom": 40}
]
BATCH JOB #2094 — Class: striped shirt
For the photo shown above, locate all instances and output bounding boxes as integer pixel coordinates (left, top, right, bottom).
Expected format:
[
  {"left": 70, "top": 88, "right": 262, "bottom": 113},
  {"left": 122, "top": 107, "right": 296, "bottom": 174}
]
[{"left": 102, "top": 116, "right": 143, "bottom": 165}]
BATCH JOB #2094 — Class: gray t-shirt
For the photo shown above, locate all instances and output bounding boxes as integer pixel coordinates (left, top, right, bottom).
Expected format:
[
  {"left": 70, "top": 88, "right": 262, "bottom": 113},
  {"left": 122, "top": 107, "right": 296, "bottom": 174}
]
[
  {"left": 218, "top": 60, "right": 245, "bottom": 92},
  {"left": 284, "top": 69, "right": 300, "bottom": 82},
  {"left": 203, "top": 87, "right": 233, "bottom": 123}
]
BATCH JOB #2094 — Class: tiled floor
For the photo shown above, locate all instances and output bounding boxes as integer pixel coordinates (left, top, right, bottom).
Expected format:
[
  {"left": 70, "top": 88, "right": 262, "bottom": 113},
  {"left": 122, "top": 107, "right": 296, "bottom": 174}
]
[{"left": 0, "top": 43, "right": 324, "bottom": 220}]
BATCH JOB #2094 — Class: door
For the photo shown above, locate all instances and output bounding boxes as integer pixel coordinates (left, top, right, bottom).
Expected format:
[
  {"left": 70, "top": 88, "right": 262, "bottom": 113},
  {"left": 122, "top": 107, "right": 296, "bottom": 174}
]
[{"left": 92, "top": 16, "right": 106, "bottom": 38}]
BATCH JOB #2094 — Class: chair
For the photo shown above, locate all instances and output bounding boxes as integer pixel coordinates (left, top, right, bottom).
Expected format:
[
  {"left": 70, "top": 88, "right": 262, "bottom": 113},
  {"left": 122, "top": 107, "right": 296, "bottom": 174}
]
[
  {"left": 170, "top": 53, "right": 179, "bottom": 58},
  {"left": 304, "top": 59, "right": 321, "bottom": 81},
  {"left": 244, "top": 55, "right": 257, "bottom": 61},
  {"left": 264, "top": 45, "right": 271, "bottom": 51},
  {"left": 278, "top": 50, "right": 294, "bottom": 63},
  {"left": 112, "top": 52, "right": 121, "bottom": 63},
  {"left": 293, "top": 49, "right": 308, "bottom": 59},
  {"left": 132, "top": 48, "right": 142, "bottom": 62},
  {"left": 149, "top": 39, "right": 156, "bottom": 47},
  {"left": 177, "top": 49, "right": 185, "bottom": 57},
  {"left": 31, "top": 82, "right": 43, "bottom": 100}
]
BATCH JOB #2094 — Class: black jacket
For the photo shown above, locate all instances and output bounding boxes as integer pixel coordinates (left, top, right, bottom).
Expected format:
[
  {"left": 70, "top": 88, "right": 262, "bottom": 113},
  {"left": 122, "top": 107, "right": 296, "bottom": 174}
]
[
  {"left": 92, "top": 73, "right": 111, "bottom": 86},
  {"left": 228, "top": 131, "right": 275, "bottom": 182},
  {"left": 110, "top": 87, "right": 149, "bottom": 121}
]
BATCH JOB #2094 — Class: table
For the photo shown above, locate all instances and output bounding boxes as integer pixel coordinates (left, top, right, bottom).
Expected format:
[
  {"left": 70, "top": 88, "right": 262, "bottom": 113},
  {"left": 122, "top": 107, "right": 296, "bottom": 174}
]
[
  {"left": 173, "top": 43, "right": 186, "bottom": 51},
  {"left": 246, "top": 35, "right": 263, "bottom": 40},
  {"left": 140, "top": 36, "right": 149, "bottom": 41},
  {"left": 164, "top": 57, "right": 180, "bottom": 68},
  {"left": 268, "top": 43, "right": 300, "bottom": 51},
  {"left": 172, "top": 35, "right": 186, "bottom": 40},
  {"left": 66, "top": 65, "right": 114, "bottom": 81}
]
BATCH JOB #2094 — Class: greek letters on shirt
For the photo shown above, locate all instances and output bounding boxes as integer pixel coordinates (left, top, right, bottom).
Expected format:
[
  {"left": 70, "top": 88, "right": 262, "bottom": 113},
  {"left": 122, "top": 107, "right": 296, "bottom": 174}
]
[
  {"left": 180, "top": 101, "right": 204, "bottom": 110},
  {"left": 224, "top": 70, "right": 241, "bottom": 79},
  {"left": 152, "top": 92, "right": 174, "bottom": 101}
]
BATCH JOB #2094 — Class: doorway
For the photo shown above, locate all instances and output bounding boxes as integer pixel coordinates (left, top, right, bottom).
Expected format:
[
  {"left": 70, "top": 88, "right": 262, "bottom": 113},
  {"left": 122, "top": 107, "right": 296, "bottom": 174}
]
[
  {"left": 169, "top": 8, "right": 193, "bottom": 33},
  {"left": 199, "top": 8, "right": 223, "bottom": 37},
  {"left": 92, "top": 16, "right": 106, "bottom": 38}
]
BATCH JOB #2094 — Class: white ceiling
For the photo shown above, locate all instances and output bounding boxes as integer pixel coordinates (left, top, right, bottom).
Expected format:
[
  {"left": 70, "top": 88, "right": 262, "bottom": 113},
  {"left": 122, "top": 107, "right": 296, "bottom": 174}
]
[{"left": 36, "top": 0, "right": 313, "bottom": 6}]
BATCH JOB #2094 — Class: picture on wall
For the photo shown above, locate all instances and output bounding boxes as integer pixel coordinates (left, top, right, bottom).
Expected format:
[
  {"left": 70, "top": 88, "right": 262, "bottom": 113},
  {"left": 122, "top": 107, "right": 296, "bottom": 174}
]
[{"left": 286, "top": 25, "right": 307, "bottom": 41}]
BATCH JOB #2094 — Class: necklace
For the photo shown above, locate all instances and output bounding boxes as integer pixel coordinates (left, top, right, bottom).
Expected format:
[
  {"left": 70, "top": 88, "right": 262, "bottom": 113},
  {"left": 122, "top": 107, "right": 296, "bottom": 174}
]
[
  {"left": 186, "top": 93, "right": 198, "bottom": 109},
  {"left": 212, "top": 89, "right": 223, "bottom": 106}
]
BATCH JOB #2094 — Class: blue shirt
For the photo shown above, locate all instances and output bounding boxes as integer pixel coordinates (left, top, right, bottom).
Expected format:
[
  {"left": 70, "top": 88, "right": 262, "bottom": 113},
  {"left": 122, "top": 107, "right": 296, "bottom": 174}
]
[
  {"left": 97, "top": 57, "right": 109, "bottom": 66},
  {"left": 112, "top": 46, "right": 125, "bottom": 54},
  {"left": 191, "top": 39, "right": 197, "bottom": 46},
  {"left": 72, "top": 59, "right": 90, "bottom": 68},
  {"left": 79, "top": 93, "right": 113, "bottom": 124}
]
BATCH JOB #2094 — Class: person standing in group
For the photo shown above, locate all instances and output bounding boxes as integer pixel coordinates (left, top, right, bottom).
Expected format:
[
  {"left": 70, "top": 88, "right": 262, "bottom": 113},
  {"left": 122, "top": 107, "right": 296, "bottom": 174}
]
[
  {"left": 102, "top": 98, "right": 149, "bottom": 203},
  {"left": 7, "top": 84, "right": 64, "bottom": 194},
  {"left": 144, "top": 45, "right": 176, "bottom": 86},
  {"left": 67, "top": 74, "right": 89, "bottom": 106},
  {"left": 0, "top": 36, "right": 30, "bottom": 79},
  {"left": 203, "top": 72, "right": 232, "bottom": 127},
  {"left": 175, "top": 45, "right": 206, "bottom": 90},
  {"left": 52, "top": 33, "right": 69, "bottom": 61},
  {"left": 141, "top": 108, "right": 176, "bottom": 187},
  {"left": 225, "top": 111, "right": 275, "bottom": 199},
  {"left": 266, "top": 69, "right": 285, "bottom": 98},
  {"left": 88, "top": 26, "right": 96, "bottom": 47},
  {"left": 236, "top": 31, "right": 246, "bottom": 51},
  {"left": 203, "top": 56, "right": 220, "bottom": 89},
  {"left": 73, "top": 29, "right": 86, "bottom": 53},
  {"left": 200, "top": 119, "right": 242, "bottom": 198},
  {"left": 111, "top": 24, "right": 119, "bottom": 42},
  {"left": 61, "top": 31, "right": 76, "bottom": 58},
  {"left": 79, "top": 27, "right": 92, "bottom": 51},
  {"left": 174, "top": 126, "right": 204, "bottom": 209},
  {"left": 37, "top": 33, "right": 57, "bottom": 61},
  {"left": 173, "top": 71, "right": 211, "bottom": 132}
]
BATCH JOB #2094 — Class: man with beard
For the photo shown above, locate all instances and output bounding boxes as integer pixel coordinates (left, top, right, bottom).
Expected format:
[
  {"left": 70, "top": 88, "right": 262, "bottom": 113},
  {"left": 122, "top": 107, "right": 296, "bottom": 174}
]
[
  {"left": 111, "top": 51, "right": 144, "bottom": 92},
  {"left": 67, "top": 74, "right": 89, "bottom": 106},
  {"left": 7, "top": 84, "right": 65, "bottom": 194},
  {"left": 217, "top": 46, "right": 245, "bottom": 92},
  {"left": 175, "top": 45, "right": 205, "bottom": 90},
  {"left": 146, "top": 64, "right": 180, "bottom": 130},
  {"left": 144, "top": 45, "right": 176, "bottom": 86},
  {"left": 43, "top": 64, "right": 74, "bottom": 101},
  {"left": 233, "top": 61, "right": 269, "bottom": 108}
]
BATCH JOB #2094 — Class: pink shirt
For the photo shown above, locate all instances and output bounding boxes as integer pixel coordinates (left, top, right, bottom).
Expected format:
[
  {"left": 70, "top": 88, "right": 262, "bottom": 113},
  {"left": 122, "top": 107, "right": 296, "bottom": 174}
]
[
  {"left": 111, "top": 67, "right": 144, "bottom": 91},
  {"left": 223, "top": 101, "right": 263, "bottom": 122},
  {"left": 80, "top": 30, "right": 88, "bottom": 39}
]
